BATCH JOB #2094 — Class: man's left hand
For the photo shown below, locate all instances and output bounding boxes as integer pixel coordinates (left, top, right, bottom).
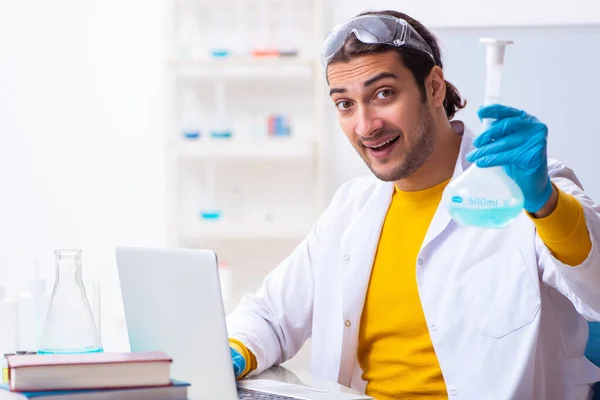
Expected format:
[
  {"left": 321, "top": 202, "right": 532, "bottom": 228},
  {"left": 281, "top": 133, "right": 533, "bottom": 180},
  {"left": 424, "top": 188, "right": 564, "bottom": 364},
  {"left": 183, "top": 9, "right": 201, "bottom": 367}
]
[{"left": 466, "top": 104, "right": 554, "bottom": 214}]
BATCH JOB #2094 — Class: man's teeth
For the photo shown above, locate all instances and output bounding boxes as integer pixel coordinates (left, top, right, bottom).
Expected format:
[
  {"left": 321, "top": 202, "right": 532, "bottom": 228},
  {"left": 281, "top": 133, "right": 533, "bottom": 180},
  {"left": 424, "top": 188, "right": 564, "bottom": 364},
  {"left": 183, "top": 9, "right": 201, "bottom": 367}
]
[{"left": 369, "top": 137, "right": 398, "bottom": 149}]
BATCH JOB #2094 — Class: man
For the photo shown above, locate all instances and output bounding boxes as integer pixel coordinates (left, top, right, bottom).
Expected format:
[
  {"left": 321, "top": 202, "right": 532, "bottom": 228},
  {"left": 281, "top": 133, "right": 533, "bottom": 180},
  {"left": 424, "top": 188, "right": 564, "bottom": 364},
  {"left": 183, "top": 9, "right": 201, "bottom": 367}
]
[{"left": 226, "top": 10, "right": 600, "bottom": 399}]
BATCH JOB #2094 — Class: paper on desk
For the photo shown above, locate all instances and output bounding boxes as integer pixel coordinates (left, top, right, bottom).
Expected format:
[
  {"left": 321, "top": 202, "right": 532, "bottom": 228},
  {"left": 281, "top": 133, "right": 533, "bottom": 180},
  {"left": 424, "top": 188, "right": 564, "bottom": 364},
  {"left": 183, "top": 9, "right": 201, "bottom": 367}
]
[{"left": 238, "top": 379, "right": 372, "bottom": 399}]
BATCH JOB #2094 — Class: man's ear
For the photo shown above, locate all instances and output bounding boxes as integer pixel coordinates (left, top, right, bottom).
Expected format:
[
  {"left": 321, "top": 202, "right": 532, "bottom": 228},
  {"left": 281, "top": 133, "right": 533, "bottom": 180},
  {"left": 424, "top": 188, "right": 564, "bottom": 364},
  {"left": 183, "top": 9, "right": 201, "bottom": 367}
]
[{"left": 427, "top": 66, "right": 446, "bottom": 108}]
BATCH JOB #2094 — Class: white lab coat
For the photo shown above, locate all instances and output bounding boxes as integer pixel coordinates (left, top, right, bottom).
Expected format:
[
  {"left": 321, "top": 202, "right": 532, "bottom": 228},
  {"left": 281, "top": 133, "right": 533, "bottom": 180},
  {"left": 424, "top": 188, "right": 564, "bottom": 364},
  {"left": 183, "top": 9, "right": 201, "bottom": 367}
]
[{"left": 226, "top": 122, "right": 600, "bottom": 399}]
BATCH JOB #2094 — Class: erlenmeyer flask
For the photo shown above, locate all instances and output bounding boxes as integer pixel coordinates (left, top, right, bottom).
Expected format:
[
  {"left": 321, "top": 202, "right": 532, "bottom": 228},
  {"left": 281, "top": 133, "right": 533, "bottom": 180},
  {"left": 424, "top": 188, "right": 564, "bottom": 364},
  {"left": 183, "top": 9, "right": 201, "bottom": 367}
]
[{"left": 38, "top": 250, "right": 102, "bottom": 354}]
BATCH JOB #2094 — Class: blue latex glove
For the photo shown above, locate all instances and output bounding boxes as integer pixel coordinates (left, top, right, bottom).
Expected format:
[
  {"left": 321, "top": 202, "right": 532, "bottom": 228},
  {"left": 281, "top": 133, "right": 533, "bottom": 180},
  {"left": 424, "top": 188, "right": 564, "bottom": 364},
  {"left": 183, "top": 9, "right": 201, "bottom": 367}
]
[
  {"left": 231, "top": 346, "right": 247, "bottom": 379},
  {"left": 466, "top": 104, "right": 553, "bottom": 213}
]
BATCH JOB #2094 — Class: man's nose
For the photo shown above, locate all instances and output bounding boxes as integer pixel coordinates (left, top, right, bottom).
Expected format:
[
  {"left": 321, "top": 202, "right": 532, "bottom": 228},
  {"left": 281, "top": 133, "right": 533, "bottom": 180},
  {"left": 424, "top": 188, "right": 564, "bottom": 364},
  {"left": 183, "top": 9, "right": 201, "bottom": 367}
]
[{"left": 355, "top": 106, "right": 383, "bottom": 138}]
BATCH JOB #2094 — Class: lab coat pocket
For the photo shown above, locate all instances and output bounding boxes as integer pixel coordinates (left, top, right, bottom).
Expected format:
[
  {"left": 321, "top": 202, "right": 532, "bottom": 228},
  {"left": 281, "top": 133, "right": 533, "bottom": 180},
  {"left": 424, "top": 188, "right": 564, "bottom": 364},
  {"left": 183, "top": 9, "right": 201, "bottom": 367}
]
[{"left": 465, "top": 249, "right": 541, "bottom": 339}]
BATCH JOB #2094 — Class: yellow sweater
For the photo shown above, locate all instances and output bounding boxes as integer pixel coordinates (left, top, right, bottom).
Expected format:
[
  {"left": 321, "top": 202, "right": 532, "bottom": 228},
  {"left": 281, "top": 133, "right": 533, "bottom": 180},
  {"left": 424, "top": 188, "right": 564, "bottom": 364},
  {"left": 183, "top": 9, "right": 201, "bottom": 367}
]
[
  {"left": 231, "top": 185, "right": 591, "bottom": 386},
  {"left": 357, "top": 178, "right": 450, "bottom": 399}
]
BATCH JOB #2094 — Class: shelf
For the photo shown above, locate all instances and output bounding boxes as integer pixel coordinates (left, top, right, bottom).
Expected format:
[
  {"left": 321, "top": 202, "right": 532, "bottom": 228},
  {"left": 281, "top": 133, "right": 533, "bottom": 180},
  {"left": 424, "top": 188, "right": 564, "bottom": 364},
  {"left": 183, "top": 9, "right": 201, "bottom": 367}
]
[
  {"left": 180, "top": 221, "right": 311, "bottom": 241},
  {"left": 166, "top": 0, "right": 327, "bottom": 251},
  {"left": 168, "top": 57, "right": 316, "bottom": 80},
  {"left": 174, "top": 139, "right": 315, "bottom": 162}
]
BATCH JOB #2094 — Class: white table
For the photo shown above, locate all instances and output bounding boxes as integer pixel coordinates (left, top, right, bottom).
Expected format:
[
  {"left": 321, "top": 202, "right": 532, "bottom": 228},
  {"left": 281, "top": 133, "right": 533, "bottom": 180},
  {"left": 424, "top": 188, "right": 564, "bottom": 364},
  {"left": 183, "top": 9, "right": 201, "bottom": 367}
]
[{"left": 244, "top": 365, "right": 370, "bottom": 398}]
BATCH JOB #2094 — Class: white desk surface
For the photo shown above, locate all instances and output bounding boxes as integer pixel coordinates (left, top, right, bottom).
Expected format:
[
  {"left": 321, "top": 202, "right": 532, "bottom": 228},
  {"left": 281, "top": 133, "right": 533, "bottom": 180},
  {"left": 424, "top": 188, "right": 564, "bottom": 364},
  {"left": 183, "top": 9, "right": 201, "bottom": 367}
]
[{"left": 247, "top": 365, "right": 366, "bottom": 396}]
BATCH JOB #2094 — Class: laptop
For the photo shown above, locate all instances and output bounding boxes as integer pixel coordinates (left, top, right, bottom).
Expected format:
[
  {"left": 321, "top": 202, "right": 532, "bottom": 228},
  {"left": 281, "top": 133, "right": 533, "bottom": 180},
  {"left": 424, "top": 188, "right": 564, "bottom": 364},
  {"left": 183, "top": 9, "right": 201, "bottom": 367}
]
[{"left": 116, "top": 246, "right": 371, "bottom": 400}]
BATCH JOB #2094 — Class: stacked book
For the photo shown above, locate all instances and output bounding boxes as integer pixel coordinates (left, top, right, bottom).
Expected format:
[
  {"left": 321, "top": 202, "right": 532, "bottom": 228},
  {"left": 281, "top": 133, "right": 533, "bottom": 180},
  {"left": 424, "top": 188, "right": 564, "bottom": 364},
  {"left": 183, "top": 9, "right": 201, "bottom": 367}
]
[{"left": 0, "top": 351, "right": 190, "bottom": 399}]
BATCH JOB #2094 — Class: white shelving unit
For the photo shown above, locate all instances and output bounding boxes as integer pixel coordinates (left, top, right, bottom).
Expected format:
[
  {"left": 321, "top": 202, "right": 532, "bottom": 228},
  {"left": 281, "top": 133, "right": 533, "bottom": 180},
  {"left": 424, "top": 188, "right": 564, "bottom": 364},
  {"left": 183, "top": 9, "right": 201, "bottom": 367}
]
[
  {"left": 165, "top": 0, "right": 327, "bottom": 248},
  {"left": 164, "top": 0, "right": 328, "bottom": 371},
  {"left": 173, "top": 138, "right": 316, "bottom": 162},
  {"left": 168, "top": 57, "right": 316, "bottom": 80},
  {"left": 180, "top": 221, "right": 312, "bottom": 242}
]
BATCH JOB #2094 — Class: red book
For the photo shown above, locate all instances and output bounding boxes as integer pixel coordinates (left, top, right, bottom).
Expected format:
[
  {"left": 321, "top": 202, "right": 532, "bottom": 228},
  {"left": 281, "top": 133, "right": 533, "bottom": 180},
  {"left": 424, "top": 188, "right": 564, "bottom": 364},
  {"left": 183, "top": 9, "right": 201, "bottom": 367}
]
[{"left": 7, "top": 352, "right": 172, "bottom": 392}]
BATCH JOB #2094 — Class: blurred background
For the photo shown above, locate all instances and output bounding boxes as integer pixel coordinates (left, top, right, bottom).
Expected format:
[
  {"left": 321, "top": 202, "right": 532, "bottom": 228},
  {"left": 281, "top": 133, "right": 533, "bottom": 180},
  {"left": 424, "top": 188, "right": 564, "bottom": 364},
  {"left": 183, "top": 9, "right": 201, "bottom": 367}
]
[{"left": 0, "top": 0, "right": 599, "bottom": 369}]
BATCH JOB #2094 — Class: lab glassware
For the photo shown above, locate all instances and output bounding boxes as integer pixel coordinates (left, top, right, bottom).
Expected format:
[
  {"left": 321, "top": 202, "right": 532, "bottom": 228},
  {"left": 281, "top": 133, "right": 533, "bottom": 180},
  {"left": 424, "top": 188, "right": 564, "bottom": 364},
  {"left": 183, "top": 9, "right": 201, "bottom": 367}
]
[
  {"left": 176, "top": 0, "right": 202, "bottom": 58},
  {"left": 199, "top": 162, "right": 223, "bottom": 220},
  {"left": 210, "top": 81, "right": 233, "bottom": 139},
  {"left": 17, "top": 257, "right": 50, "bottom": 352},
  {"left": 181, "top": 89, "right": 202, "bottom": 140},
  {"left": 209, "top": 6, "right": 230, "bottom": 58},
  {"left": 252, "top": 0, "right": 278, "bottom": 57},
  {"left": 91, "top": 282, "right": 102, "bottom": 343},
  {"left": 444, "top": 39, "right": 524, "bottom": 229},
  {"left": 278, "top": 0, "right": 298, "bottom": 57},
  {"left": 0, "top": 286, "right": 18, "bottom": 355},
  {"left": 38, "top": 250, "right": 102, "bottom": 354}
]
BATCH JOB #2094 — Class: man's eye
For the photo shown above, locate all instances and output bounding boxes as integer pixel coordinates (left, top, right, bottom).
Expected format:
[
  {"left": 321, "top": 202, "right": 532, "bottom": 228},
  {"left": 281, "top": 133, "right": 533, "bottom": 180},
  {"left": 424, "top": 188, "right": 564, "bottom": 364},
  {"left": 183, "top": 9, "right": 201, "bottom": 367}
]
[
  {"left": 376, "top": 89, "right": 393, "bottom": 99},
  {"left": 335, "top": 101, "right": 352, "bottom": 111}
]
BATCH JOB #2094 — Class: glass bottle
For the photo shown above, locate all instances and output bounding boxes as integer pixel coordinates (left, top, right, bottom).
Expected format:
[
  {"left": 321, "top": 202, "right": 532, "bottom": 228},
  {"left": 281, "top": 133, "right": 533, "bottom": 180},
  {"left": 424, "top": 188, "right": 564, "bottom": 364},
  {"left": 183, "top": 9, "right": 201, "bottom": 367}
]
[
  {"left": 444, "top": 38, "right": 524, "bottom": 229},
  {"left": 37, "top": 250, "right": 102, "bottom": 354}
]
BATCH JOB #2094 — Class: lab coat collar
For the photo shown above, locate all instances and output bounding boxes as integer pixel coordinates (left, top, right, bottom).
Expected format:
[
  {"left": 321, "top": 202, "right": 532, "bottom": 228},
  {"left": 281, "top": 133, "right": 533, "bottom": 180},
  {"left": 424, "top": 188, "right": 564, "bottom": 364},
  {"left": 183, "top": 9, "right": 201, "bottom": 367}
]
[
  {"left": 451, "top": 120, "right": 477, "bottom": 178},
  {"left": 421, "top": 120, "right": 475, "bottom": 250}
]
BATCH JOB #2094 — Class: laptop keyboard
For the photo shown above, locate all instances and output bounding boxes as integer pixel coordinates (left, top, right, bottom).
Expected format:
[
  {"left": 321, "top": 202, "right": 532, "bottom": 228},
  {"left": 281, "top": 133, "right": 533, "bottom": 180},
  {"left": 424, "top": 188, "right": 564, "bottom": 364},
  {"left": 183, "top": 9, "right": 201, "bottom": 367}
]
[{"left": 238, "top": 388, "right": 299, "bottom": 399}]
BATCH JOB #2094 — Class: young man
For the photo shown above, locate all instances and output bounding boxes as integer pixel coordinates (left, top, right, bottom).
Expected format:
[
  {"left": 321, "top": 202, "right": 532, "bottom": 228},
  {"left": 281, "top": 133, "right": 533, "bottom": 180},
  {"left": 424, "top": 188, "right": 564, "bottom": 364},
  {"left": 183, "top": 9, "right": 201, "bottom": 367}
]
[{"left": 226, "top": 10, "right": 600, "bottom": 399}]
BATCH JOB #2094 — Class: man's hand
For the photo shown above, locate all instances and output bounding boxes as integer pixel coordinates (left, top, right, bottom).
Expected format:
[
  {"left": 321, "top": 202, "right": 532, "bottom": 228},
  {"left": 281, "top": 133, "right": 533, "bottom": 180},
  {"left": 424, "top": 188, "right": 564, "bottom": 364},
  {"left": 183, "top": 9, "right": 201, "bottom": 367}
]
[
  {"left": 231, "top": 346, "right": 246, "bottom": 379},
  {"left": 466, "top": 104, "right": 555, "bottom": 214}
]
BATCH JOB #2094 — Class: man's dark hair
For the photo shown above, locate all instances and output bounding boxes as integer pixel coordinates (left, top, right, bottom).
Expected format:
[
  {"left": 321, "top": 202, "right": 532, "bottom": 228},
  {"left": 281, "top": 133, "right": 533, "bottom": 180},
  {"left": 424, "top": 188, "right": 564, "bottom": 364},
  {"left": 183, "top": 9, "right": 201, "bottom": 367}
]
[{"left": 327, "top": 10, "right": 466, "bottom": 120}]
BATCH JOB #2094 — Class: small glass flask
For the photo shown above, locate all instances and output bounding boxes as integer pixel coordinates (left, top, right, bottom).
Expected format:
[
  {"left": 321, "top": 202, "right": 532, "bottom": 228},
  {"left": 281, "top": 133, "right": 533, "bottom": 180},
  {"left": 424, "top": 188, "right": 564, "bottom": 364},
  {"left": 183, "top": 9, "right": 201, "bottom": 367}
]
[{"left": 38, "top": 250, "right": 102, "bottom": 354}]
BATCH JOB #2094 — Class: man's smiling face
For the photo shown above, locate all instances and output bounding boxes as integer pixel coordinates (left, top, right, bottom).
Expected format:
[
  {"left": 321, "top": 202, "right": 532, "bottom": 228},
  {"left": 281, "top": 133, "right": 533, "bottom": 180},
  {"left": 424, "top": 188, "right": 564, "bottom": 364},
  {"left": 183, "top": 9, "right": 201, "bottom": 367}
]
[{"left": 327, "top": 50, "right": 436, "bottom": 182}]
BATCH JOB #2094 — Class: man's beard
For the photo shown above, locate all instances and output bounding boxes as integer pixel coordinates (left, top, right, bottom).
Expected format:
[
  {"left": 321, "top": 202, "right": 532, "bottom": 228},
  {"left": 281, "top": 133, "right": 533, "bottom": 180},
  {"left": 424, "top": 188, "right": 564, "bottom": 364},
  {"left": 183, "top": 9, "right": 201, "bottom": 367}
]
[{"left": 361, "top": 104, "right": 435, "bottom": 182}]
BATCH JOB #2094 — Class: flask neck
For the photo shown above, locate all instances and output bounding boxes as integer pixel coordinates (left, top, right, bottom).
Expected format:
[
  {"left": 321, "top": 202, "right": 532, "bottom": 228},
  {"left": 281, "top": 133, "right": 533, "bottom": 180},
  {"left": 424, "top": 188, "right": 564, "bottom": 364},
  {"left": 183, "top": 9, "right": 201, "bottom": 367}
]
[{"left": 54, "top": 250, "right": 84, "bottom": 289}]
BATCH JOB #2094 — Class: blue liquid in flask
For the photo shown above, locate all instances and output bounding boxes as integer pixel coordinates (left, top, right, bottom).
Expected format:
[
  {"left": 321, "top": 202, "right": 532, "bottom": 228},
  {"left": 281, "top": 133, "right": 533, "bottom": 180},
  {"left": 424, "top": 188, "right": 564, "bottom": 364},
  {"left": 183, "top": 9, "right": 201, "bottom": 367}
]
[
  {"left": 38, "top": 347, "right": 103, "bottom": 355},
  {"left": 445, "top": 166, "right": 524, "bottom": 229},
  {"left": 200, "top": 209, "right": 222, "bottom": 220},
  {"left": 448, "top": 204, "right": 523, "bottom": 229}
]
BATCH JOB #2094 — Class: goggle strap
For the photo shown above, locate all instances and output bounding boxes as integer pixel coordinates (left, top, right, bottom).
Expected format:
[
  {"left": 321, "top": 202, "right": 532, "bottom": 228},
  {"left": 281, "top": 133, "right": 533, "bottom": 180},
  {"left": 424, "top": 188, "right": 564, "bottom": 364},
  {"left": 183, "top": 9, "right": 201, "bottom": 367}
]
[{"left": 397, "top": 21, "right": 408, "bottom": 45}]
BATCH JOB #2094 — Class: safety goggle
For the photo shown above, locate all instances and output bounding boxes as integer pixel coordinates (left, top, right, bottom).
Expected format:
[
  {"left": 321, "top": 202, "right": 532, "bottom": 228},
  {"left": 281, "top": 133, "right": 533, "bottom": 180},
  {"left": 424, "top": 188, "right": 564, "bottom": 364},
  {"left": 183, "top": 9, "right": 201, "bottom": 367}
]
[{"left": 321, "top": 14, "right": 435, "bottom": 67}]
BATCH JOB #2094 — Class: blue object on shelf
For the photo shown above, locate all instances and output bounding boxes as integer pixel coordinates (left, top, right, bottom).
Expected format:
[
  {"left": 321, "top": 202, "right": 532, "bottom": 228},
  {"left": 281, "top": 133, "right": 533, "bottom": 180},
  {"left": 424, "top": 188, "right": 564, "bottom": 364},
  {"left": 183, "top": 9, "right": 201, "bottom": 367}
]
[
  {"left": 183, "top": 130, "right": 200, "bottom": 139},
  {"left": 210, "top": 130, "right": 233, "bottom": 139},
  {"left": 210, "top": 49, "right": 230, "bottom": 58},
  {"left": 200, "top": 210, "right": 222, "bottom": 220},
  {"left": 268, "top": 115, "right": 291, "bottom": 137}
]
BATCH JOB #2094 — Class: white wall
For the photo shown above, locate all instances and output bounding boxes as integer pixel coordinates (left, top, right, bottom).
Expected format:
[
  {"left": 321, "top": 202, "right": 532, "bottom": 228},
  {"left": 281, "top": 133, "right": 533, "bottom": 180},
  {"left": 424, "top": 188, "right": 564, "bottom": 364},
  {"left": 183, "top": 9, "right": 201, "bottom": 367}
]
[
  {"left": 330, "top": 0, "right": 600, "bottom": 27},
  {"left": 0, "top": 0, "right": 167, "bottom": 351}
]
